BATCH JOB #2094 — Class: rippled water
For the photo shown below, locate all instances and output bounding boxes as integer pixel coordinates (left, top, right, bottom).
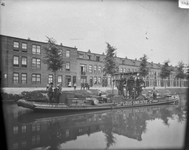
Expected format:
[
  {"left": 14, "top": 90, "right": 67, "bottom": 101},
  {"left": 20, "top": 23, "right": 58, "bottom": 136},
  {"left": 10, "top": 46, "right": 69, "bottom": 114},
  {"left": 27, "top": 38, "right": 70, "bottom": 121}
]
[{"left": 2, "top": 94, "right": 187, "bottom": 150}]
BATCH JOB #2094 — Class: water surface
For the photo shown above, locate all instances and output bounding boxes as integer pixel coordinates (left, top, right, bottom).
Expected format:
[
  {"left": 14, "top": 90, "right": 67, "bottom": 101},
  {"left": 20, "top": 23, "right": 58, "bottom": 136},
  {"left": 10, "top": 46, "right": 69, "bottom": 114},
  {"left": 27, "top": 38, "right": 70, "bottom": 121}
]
[{"left": 3, "top": 94, "right": 187, "bottom": 150}]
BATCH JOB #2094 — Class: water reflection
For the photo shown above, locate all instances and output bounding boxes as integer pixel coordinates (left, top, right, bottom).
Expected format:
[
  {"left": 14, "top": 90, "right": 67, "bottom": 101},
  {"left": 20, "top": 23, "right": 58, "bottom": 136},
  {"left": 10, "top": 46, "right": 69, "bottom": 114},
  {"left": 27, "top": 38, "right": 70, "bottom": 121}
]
[{"left": 3, "top": 102, "right": 187, "bottom": 150}]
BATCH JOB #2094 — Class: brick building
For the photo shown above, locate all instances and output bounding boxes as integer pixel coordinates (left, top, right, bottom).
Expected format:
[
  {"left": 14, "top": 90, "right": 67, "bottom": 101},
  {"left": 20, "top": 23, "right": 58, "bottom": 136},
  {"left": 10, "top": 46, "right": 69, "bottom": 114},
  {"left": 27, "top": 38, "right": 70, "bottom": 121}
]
[{"left": 1, "top": 34, "right": 188, "bottom": 88}]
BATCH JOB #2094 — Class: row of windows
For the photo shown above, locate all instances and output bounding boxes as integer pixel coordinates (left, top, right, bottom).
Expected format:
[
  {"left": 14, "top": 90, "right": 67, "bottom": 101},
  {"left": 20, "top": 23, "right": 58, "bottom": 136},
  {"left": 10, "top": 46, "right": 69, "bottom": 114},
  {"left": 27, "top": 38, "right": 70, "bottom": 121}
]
[
  {"left": 13, "top": 73, "right": 41, "bottom": 84},
  {"left": 78, "top": 53, "right": 100, "bottom": 61},
  {"left": 13, "top": 56, "right": 71, "bottom": 71},
  {"left": 81, "top": 64, "right": 103, "bottom": 74},
  {"left": 12, "top": 73, "right": 64, "bottom": 84},
  {"left": 13, "top": 41, "right": 72, "bottom": 58},
  {"left": 13, "top": 56, "right": 41, "bottom": 69},
  {"left": 13, "top": 41, "right": 41, "bottom": 55}
]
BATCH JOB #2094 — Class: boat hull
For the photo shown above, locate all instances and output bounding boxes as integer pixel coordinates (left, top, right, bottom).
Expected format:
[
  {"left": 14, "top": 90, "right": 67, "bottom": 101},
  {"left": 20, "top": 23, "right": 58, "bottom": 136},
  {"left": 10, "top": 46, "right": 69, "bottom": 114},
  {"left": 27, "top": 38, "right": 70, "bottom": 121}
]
[{"left": 17, "top": 95, "right": 179, "bottom": 112}]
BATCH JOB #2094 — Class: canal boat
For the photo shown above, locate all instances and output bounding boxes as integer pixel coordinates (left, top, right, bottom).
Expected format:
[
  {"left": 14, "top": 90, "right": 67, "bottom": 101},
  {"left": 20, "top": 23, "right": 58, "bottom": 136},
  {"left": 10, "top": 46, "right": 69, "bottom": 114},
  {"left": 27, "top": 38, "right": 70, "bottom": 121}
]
[
  {"left": 17, "top": 72, "right": 179, "bottom": 112},
  {"left": 17, "top": 94, "right": 179, "bottom": 112}
]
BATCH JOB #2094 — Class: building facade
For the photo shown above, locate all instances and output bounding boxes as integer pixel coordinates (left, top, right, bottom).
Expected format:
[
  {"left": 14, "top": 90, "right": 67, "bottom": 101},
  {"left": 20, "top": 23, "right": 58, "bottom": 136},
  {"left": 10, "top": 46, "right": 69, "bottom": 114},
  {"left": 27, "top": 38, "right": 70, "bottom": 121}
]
[{"left": 1, "top": 35, "right": 188, "bottom": 88}]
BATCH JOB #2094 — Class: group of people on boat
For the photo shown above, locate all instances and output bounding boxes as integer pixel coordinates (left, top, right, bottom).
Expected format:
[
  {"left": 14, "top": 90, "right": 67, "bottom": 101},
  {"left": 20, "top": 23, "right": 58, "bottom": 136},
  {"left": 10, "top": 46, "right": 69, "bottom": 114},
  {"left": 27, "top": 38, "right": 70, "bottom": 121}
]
[
  {"left": 115, "top": 72, "right": 161, "bottom": 100},
  {"left": 46, "top": 82, "right": 62, "bottom": 103},
  {"left": 115, "top": 72, "right": 146, "bottom": 99}
]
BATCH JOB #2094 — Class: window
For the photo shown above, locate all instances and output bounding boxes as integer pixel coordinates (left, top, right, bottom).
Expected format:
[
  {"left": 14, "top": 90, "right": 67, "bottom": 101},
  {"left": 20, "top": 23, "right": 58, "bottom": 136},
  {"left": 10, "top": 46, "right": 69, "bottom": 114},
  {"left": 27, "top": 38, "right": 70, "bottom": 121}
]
[
  {"left": 13, "top": 56, "right": 19, "bottom": 67},
  {"left": 98, "top": 77, "right": 101, "bottom": 84},
  {"left": 32, "top": 124, "right": 36, "bottom": 131},
  {"left": 22, "top": 43, "right": 27, "bottom": 51},
  {"left": 13, "top": 73, "right": 19, "bottom": 84},
  {"left": 13, "top": 41, "right": 19, "bottom": 49},
  {"left": 32, "top": 74, "right": 41, "bottom": 84},
  {"left": 94, "top": 76, "right": 97, "bottom": 84},
  {"left": 66, "top": 50, "right": 70, "bottom": 57},
  {"left": 21, "top": 73, "right": 27, "bottom": 84},
  {"left": 98, "top": 66, "right": 102, "bottom": 73},
  {"left": 21, "top": 57, "right": 27, "bottom": 67},
  {"left": 32, "top": 58, "right": 41, "bottom": 69},
  {"left": 87, "top": 55, "right": 91, "bottom": 60},
  {"left": 36, "top": 124, "right": 40, "bottom": 131},
  {"left": 48, "top": 74, "right": 53, "bottom": 83},
  {"left": 79, "top": 54, "right": 84, "bottom": 58},
  {"left": 94, "top": 65, "right": 97, "bottom": 73},
  {"left": 123, "top": 68, "right": 126, "bottom": 72},
  {"left": 58, "top": 75, "right": 62, "bottom": 83},
  {"left": 13, "top": 126, "right": 18, "bottom": 134},
  {"left": 66, "top": 62, "right": 70, "bottom": 71},
  {"left": 96, "top": 56, "right": 100, "bottom": 61},
  {"left": 32, "top": 45, "right": 41, "bottom": 54},
  {"left": 120, "top": 68, "right": 123, "bottom": 73},
  {"left": 89, "top": 65, "right": 92, "bottom": 73},
  {"left": 13, "top": 143, "right": 18, "bottom": 149},
  {"left": 22, "top": 125, "right": 26, "bottom": 133},
  {"left": 66, "top": 129, "right": 69, "bottom": 137}
]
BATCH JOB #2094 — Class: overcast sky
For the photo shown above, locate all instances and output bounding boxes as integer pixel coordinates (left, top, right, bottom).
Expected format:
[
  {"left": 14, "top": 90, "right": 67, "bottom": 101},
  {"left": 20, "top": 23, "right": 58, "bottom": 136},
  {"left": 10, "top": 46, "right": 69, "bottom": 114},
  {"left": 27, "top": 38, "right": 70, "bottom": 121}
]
[{"left": 1, "top": 0, "right": 189, "bottom": 66}]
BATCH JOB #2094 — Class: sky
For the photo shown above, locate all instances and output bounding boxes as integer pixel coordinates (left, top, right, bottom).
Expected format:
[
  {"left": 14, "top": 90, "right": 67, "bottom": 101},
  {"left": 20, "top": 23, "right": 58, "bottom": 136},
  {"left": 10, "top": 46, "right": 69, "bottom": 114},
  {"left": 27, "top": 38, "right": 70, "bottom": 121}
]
[{"left": 1, "top": 0, "right": 189, "bottom": 66}]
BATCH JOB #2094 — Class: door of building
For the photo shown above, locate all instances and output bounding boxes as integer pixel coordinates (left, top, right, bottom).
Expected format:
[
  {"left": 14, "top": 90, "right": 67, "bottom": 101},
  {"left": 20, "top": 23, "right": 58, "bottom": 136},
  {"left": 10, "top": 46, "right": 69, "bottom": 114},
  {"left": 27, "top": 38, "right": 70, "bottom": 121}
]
[{"left": 65, "top": 75, "right": 71, "bottom": 87}]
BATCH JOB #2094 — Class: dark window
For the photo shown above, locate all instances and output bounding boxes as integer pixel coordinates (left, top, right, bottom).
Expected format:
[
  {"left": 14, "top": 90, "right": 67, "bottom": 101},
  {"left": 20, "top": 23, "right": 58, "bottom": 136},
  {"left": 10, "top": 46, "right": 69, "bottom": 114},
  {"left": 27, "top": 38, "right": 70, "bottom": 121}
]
[
  {"left": 88, "top": 55, "right": 91, "bottom": 60},
  {"left": 96, "top": 56, "right": 100, "bottom": 61}
]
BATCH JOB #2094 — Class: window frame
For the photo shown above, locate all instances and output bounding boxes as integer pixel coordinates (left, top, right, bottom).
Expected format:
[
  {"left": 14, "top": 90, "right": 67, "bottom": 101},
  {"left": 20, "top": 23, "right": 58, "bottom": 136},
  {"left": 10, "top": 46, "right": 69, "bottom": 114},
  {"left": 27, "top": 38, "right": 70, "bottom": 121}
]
[
  {"left": 21, "top": 43, "right": 27, "bottom": 52},
  {"left": 58, "top": 75, "right": 62, "bottom": 84},
  {"left": 21, "top": 73, "right": 27, "bottom": 84},
  {"left": 32, "top": 44, "right": 41, "bottom": 55},
  {"left": 48, "top": 74, "right": 53, "bottom": 83},
  {"left": 13, "top": 56, "right": 19, "bottom": 67},
  {"left": 32, "top": 58, "right": 41, "bottom": 69},
  {"left": 13, "top": 72, "right": 19, "bottom": 84},
  {"left": 32, "top": 74, "right": 41, "bottom": 84},
  {"left": 13, "top": 41, "right": 19, "bottom": 50},
  {"left": 21, "top": 56, "right": 27, "bottom": 67},
  {"left": 66, "top": 50, "right": 70, "bottom": 58},
  {"left": 88, "top": 65, "right": 92, "bottom": 73},
  {"left": 66, "top": 62, "right": 70, "bottom": 71}
]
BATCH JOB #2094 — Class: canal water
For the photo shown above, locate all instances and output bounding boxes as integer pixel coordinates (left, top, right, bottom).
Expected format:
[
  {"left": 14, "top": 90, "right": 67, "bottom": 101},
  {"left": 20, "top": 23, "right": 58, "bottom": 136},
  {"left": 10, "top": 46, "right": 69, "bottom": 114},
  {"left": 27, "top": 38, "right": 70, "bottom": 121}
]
[{"left": 2, "top": 93, "right": 187, "bottom": 150}]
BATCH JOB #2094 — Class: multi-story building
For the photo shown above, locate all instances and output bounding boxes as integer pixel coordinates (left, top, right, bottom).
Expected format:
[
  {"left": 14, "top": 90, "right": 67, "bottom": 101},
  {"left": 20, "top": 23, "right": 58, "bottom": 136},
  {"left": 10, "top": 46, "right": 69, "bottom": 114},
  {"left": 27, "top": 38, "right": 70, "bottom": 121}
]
[{"left": 1, "top": 35, "right": 188, "bottom": 88}]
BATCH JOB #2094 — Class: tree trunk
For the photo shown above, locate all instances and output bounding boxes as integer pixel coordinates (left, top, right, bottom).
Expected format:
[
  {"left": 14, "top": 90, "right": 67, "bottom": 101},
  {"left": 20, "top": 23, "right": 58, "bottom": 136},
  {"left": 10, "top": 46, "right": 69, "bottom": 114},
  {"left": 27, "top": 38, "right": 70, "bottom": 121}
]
[
  {"left": 111, "top": 76, "right": 114, "bottom": 95},
  {"left": 54, "top": 71, "right": 57, "bottom": 87},
  {"left": 164, "top": 78, "right": 167, "bottom": 89}
]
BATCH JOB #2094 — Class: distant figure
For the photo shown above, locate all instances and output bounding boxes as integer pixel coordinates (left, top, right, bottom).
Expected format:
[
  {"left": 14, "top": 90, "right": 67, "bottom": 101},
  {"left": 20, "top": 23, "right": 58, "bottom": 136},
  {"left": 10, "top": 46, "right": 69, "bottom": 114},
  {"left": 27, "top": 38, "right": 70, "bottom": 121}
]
[
  {"left": 48, "top": 82, "right": 54, "bottom": 103},
  {"left": 73, "top": 82, "right": 77, "bottom": 90},
  {"left": 98, "top": 90, "right": 102, "bottom": 97},
  {"left": 68, "top": 81, "right": 72, "bottom": 87}
]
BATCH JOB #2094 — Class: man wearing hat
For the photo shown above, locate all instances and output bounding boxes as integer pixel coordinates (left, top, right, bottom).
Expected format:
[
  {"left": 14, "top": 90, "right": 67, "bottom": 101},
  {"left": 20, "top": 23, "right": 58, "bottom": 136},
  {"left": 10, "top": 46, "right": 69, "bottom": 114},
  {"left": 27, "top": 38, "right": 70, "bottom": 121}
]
[{"left": 47, "top": 82, "right": 53, "bottom": 103}]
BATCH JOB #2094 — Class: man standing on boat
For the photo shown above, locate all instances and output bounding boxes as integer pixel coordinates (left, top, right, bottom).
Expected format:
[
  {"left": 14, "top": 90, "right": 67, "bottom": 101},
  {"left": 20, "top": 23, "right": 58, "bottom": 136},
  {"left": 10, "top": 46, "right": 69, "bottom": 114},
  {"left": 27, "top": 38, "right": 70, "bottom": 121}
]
[
  {"left": 48, "top": 82, "right": 54, "bottom": 103},
  {"left": 54, "top": 84, "right": 62, "bottom": 103}
]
